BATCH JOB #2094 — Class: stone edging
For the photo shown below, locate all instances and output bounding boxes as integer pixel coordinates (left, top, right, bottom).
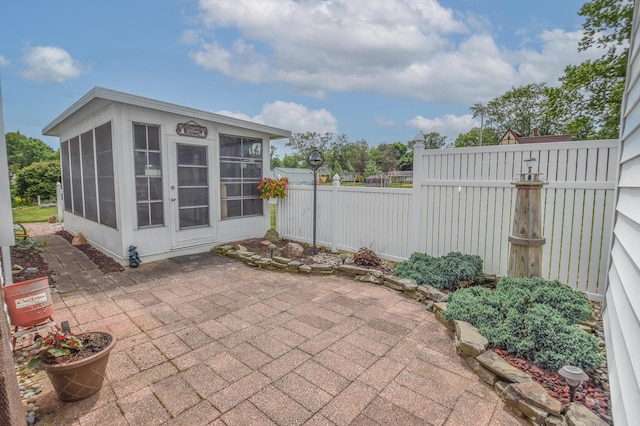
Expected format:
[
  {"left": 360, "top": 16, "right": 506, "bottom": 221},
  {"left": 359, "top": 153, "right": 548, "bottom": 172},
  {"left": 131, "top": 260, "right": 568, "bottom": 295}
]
[{"left": 212, "top": 244, "right": 607, "bottom": 426}]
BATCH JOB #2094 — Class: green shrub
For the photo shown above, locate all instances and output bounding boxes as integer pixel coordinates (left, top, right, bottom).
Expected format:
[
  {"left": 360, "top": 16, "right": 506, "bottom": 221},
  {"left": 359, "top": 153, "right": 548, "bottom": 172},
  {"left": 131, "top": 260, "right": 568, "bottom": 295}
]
[
  {"left": 442, "top": 277, "right": 603, "bottom": 371},
  {"left": 393, "top": 251, "right": 484, "bottom": 290}
]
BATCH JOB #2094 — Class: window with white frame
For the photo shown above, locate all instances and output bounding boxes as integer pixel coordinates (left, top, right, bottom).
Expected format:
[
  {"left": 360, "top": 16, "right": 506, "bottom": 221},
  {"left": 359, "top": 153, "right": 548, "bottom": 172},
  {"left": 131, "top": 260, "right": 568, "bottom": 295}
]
[
  {"left": 133, "top": 123, "right": 164, "bottom": 227},
  {"left": 219, "top": 135, "right": 263, "bottom": 219}
]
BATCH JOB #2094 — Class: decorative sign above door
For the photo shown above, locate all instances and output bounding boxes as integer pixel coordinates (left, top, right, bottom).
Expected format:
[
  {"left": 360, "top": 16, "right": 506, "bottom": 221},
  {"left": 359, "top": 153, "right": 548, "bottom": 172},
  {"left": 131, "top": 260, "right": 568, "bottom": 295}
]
[{"left": 176, "top": 120, "right": 208, "bottom": 138}]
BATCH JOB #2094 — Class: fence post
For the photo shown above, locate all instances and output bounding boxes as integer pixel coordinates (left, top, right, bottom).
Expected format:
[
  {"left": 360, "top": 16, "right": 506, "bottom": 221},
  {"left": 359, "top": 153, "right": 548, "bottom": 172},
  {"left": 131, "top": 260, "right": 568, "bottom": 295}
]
[
  {"left": 331, "top": 174, "right": 340, "bottom": 252},
  {"left": 409, "top": 142, "right": 424, "bottom": 255},
  {"left": 56, "top": 182, "right": 64, "bottom": 223}
]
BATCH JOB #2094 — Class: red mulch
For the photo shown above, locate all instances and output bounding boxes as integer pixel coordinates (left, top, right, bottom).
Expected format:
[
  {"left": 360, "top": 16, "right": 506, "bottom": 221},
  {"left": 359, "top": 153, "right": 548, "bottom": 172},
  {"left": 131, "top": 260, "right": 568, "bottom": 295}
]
[
  {"left": 10, "top": 247, "right": 55, "bottom": 284},
  {"left": 493, "top": 348, "right": 612, "bottom": 424}
]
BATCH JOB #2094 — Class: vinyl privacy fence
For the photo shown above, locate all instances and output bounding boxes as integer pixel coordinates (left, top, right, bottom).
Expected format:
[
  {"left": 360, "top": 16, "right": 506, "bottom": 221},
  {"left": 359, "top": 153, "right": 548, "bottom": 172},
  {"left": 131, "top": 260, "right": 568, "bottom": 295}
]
[{"left": 276, "top": 139, "right": 618, "bottom": 301}]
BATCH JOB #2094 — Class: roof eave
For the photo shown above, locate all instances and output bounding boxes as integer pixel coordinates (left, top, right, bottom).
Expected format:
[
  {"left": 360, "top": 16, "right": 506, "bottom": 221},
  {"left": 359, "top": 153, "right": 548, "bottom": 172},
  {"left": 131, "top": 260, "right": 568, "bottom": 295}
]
[{"left": 43, "top": 87, "right": 292, "bottom": 139}]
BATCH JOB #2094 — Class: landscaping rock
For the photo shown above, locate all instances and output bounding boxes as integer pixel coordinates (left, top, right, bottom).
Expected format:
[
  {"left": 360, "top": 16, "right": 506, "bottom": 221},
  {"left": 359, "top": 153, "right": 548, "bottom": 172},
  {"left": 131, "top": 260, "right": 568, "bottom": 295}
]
[
  {"left": 299, "top": 264, "right": 312, "bottom": 274},
  {"left": 264, "top": 229, "right": 281, "bottom": 242},
  {"left": 565, "top": 402, "right": 608, "bottom": 426},
  {"left": 466, "top": 357, "right": 497, "bottom": 386},
  {"left": 417, "top": 284, "right": 449, "bottom": 302},
  {"left": 476, "top": 351, "right": 532, "bottom": 384},
  {"left": 282, "top": 242, "right": 304, "bottom": 258},
  {"left": 235, "top": 244, "right": 249, "bottom": 252},
  {"left": 502, "top": 385, "right": 549, "bottom": 424},
  {"left": 383, "top": 275, "right": 412, "bottom": 291},
  {"left": 454, "top": 320, "right": 488, "bottom": 358},
  {"left": 545, "top": 415, "right": 567, "bottom": 426},
  {"left": 432, "top": 302, "right": 453, "bottom": 330},
  {"left": 273, "top": 256, "right": 291, "bottom": 264},
  {"left": 335, "top": 265, "right": 370, "bottom": 276},
  {"left": 508, "top": 381, "right": 562, "bottom": 416},
  {"left": 356, "top": 274, "right": 383, "bottom": 285},
  {"left": 72, "top": 232, "right": 87, "bottom": 245}
]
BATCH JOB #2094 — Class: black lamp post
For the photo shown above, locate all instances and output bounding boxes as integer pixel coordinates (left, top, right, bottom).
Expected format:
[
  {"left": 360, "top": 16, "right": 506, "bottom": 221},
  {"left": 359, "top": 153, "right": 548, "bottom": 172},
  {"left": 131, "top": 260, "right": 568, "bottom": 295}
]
[{"left": 307, "top": 149, "right": 325, "bottom": 255}]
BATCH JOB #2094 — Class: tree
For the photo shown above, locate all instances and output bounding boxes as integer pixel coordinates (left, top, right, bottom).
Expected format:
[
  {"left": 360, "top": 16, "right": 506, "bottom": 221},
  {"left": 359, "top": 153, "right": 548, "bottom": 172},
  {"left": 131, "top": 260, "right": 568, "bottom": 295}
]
[
  {"left": 484, "top": 83, "right": 562, "bottom": 137},
  {"left": 14, "top": 160, "right": 60, "bottom": 201},
  {"left": 415, "top": 131, "right": 446, "bottom": 149},
  {"left": 270, "top": 145, "right": 283, "bottom": 169},
  {"left": 470, "top": 103, "right": 489, "bottom": 146},
  {"left": 454, "top": 128, "right": 499, "bottom": 148},
  {"left": 554, "top": 0, "right": 633, "bottom": 139},
  {"left": 6, "top": 131, "right": 57, "bottom": 175},
  {"left": 370, "top": 142, "right": 408, "bottom": 172},
  {"left": 286, "top": 132, "right": 333, "bottom": 161}
]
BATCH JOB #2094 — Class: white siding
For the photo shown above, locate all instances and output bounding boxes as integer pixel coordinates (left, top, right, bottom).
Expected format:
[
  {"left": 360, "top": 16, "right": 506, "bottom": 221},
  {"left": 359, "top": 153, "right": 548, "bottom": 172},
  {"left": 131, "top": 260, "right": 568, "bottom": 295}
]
[{"left": 605, "top": 1, "right": 640, "bottom": 423}]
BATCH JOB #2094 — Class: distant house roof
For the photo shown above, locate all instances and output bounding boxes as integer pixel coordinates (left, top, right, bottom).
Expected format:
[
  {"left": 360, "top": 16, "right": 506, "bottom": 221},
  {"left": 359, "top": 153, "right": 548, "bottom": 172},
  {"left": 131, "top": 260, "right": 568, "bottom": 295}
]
[{"left": 498, "top": 128, "right": 572, "bottom": 145}]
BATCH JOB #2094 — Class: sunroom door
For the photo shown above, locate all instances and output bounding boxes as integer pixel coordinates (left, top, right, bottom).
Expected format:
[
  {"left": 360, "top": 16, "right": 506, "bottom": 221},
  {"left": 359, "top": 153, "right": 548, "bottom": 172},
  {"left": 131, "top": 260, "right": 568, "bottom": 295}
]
[{"left": 169, "top": 139, "right": 215, "bottom": 249}]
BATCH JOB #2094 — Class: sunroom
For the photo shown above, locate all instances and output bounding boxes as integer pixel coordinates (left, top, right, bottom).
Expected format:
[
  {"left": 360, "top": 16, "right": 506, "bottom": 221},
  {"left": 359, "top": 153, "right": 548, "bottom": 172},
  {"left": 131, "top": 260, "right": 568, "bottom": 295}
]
[{"left": 43, "top": 87, "right": 291, "bottom": 264}]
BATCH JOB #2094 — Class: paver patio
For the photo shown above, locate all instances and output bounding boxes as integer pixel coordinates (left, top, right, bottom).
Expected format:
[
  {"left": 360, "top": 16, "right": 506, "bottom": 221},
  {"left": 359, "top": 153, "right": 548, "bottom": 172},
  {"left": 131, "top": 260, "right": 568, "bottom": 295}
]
[{"left": 21, "top": 223, "right": 525, "bottom": 425}]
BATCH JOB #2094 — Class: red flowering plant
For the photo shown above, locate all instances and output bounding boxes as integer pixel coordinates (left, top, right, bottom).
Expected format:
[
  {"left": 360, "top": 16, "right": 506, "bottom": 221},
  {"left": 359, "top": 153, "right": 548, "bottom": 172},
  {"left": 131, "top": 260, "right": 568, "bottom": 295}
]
[
  {"left": 24, "top": 329, "right": 83, "bottom": 369},
  {"left": 257, "top": 177, "right": 289, "bottom": 200}
]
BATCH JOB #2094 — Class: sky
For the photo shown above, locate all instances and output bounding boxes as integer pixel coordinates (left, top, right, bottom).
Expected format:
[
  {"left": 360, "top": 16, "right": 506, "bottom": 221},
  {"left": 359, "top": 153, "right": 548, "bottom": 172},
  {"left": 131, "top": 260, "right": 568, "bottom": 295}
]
[{"left": 0, "top": 0, "right": 601, "bottom": 157}]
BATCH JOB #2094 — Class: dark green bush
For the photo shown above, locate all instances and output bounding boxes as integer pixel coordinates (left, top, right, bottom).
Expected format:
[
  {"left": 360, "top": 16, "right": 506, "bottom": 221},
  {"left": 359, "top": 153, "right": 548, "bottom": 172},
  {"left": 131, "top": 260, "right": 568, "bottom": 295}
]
[
  {"left": 442, "top": 277, "right": 603, "bottom": 371},
  {"left": 393, "top": 251, "right": 484, "bottom": 290}
]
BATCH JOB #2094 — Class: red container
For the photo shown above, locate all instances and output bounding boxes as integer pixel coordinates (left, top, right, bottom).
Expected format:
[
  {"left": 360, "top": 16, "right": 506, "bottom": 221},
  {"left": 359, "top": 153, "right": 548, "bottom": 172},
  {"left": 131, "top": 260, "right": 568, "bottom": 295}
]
[{"left": 3, "top": 277, "right": 54, "bottom": 327}]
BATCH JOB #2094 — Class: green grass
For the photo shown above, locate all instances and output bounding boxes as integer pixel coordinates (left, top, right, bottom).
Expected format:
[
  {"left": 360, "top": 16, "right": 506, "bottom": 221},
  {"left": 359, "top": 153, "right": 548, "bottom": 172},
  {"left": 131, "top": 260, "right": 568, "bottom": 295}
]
[{"left": 12, "top": 205, "right": 58, "bottom": 223}]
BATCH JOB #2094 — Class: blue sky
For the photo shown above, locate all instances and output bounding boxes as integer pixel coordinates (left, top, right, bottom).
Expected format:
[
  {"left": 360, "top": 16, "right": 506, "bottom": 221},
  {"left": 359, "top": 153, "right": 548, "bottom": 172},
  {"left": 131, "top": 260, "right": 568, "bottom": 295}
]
[{"left": 0, "top": 0, "right": 597, "bottom": 156}]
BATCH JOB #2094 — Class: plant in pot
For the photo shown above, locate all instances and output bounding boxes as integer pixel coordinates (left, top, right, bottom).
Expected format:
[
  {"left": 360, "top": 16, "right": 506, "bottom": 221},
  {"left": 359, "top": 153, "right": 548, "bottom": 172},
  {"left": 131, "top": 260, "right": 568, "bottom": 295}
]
[
  {"left": 258, "top": 177, "right": 288, "bottom": 204},
  {"left": 24, "top": 329, "right": 116, "bottom": 402}
]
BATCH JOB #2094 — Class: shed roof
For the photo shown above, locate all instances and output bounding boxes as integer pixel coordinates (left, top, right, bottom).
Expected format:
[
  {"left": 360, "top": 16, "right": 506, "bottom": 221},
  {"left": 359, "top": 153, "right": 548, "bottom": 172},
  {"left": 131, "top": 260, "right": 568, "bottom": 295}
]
[{"left": 43, "top": 87, "right": 291, "bottom": 139}]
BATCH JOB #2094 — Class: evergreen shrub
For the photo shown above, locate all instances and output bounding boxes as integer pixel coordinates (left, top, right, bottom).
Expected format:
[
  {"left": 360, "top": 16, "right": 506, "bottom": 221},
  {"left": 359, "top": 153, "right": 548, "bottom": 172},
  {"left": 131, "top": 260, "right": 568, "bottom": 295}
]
[
  {"left": 442, "top": 277, "right": 603, "bottom": 370},
  {"left": 393, "top": 251, "right": 484, "bottom": 290}
]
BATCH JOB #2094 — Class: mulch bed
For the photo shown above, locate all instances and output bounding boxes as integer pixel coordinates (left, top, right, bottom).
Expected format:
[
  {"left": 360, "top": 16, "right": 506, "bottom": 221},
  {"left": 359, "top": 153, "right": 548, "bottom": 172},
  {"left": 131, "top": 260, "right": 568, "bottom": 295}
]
[
  {"left": 494, "top": 348, "right": 612, "bottom": 423},
  {"left": 10, "top": 246, "right": 55, "bottom": 284},
  {"left": 56, "top": 231, "right": 124, "bottom": 273}
]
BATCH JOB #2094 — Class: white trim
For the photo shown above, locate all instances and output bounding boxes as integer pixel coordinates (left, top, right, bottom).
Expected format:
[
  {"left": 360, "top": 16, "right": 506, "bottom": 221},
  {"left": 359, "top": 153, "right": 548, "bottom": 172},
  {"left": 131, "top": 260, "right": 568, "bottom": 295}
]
[{"left": 43, "top": 87, "right": 291, "bottom": 139}]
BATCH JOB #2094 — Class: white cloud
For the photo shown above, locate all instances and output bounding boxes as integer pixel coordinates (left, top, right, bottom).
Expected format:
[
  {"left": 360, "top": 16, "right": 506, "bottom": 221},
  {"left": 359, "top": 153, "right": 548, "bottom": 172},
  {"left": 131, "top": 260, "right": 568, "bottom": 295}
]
[
  {"left": 407, "top": 113, "right": 477, "bottom": 142},
  {"left": 188, "top": 0, "right": 599, "bottom": 103},
  {"left": 217, "top": 100, "right": 338, "bottom": 134},
  {"left": 0, "top": 55, "right": 9, "bottom": 67},
  {"left": 20, "top": 46, "right": 88, "bottom": 83}
]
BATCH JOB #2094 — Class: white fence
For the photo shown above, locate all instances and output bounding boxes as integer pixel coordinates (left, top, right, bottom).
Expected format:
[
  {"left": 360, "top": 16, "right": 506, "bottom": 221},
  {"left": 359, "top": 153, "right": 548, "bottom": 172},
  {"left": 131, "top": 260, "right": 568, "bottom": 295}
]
[{"left": 276, "top": 139, "right": 618, "bottom": 300}]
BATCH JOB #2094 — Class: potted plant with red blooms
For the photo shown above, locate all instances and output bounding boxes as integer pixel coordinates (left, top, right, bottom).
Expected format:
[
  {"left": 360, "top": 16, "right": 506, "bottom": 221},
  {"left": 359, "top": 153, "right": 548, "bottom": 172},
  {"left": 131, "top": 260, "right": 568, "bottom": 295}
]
[
  {"left": 258, "top": 177, "right": 289, "bottom": 204},
  {"left": 24, "top": 329, "right": 116, "bottom": 401}
]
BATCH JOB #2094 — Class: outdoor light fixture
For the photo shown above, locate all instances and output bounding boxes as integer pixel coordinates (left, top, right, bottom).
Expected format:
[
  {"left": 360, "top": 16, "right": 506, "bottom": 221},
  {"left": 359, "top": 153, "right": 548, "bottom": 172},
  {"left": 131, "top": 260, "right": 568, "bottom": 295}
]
[
  {"left": 524, "top": 157, "right": 537, "bottom": 181},
  {"left": 268, "top": 243, "right": 276, "bottom": 259},
  {"left": 340, "top": 253, "right": 347, "bottom": 265},
  {"left": 558, "top": 365, "right": 589, "bottom": 402},
  {"left": 307, "top": 149, "right": 325, "bottom": 255}
]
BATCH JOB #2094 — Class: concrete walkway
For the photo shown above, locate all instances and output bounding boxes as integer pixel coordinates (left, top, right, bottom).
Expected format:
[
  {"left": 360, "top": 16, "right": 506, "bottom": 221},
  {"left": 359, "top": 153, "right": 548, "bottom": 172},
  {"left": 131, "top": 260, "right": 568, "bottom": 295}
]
[{"left": 22, "top": 223, "right": 524, "bottom": 425}]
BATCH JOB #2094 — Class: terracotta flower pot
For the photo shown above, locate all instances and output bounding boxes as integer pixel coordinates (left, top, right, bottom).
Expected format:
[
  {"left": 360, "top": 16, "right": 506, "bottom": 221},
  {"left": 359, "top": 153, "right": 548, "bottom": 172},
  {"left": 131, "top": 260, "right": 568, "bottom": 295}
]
[{"left": 41, "top": 331, "right": 116, "bottom": 402}]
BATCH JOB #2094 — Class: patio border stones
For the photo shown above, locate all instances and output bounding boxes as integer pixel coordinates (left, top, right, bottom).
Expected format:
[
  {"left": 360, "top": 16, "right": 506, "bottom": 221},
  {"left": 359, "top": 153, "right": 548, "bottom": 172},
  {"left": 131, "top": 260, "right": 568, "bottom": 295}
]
[{"left": 212, "top": 242, "right": 609, "bottom": 426}]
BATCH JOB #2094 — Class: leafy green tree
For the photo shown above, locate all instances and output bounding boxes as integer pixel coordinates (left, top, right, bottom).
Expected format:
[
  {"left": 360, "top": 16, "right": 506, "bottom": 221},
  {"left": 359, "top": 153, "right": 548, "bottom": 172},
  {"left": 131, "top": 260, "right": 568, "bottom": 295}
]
[
  {"left": 6, "top": 132, "right": 57, "bottom": 175},
  {"left": 370, "top": 142, "right": 408, "bottom": 172},
  {"left": 282, "top": 154, "right": 303, "bottom": 168},
  {"left": 454, "top": 128, "right": 499, "bottom": 148},
  {"left": 554, "top": 0, "right": 633, "bottom": 139},
  {"left": 14, "top": 160, "right": 61, "bottom": 201},
  {"left": 270, "top": 145, "right": 283, "bottom": 169},
  {"left": 484, "top": 83, "right": 561, "bottom": 137},
  {"left": 470, "top": 103, "right": 489, "bottom": 146},
  {"left": 286, "top": 132, "right": 333, "bottom": 161},
  {"left": 415, "top": 131, "right": 446, "bottom": 149}
]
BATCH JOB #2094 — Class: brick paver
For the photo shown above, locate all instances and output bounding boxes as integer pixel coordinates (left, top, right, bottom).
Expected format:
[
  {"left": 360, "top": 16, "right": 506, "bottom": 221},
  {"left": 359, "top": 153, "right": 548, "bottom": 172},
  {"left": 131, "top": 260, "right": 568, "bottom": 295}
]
[{"left": 22, "top": 223, "right": 525, "bottom": 425}]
